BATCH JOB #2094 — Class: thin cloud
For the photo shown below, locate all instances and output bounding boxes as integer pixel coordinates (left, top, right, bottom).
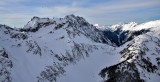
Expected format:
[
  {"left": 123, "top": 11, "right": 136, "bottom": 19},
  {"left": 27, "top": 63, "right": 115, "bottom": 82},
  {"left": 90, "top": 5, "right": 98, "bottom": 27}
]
[
  {"left": 31, "top": 0, "right": 160, "bottom": 17},
  {"left": 0, "top": 0, "right": 25, "bottom": 5},
  {"left": 0, "top": 0, "right": 159, "bottom": 27}
]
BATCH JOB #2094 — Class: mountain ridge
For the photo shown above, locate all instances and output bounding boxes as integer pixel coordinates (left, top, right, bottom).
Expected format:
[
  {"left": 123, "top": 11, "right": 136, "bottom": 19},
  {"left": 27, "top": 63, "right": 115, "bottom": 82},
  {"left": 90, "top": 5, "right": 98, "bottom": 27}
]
[{"left": 0, "top": 15, "right": 160, "bottom": 82}]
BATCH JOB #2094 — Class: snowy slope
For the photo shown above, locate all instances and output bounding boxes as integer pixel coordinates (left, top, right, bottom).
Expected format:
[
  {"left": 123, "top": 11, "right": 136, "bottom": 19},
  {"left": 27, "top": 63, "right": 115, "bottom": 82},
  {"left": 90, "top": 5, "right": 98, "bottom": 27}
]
[
  {"left": 99, "top": 26, "right": 160, "bottom": 82},
  {"left": 57, "top": 45, "right": 119, "bottom": 82},
  {"left": 0, "top": 15, "right": 160, "bottom": 82}
]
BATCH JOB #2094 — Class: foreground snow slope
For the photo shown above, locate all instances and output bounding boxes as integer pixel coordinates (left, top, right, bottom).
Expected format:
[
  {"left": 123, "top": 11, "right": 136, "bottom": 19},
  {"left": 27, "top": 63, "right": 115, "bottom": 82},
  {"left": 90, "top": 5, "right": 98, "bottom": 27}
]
[{"left": 0, "top": 15, "right": 160, "bottom": 82}]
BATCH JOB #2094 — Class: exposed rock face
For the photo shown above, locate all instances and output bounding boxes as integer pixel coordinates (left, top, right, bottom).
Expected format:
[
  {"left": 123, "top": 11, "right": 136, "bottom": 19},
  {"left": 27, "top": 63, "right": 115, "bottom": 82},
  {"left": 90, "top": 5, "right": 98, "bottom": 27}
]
[{"left": 0, "top": 47, "right": 12, "bottom": 82}]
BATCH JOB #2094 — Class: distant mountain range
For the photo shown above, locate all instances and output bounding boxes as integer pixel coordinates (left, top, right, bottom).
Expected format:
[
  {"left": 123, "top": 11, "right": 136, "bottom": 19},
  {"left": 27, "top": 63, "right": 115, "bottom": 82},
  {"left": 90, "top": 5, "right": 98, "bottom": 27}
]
[{"left": 0, "top": 14, "right": 160, "bottom": 82}]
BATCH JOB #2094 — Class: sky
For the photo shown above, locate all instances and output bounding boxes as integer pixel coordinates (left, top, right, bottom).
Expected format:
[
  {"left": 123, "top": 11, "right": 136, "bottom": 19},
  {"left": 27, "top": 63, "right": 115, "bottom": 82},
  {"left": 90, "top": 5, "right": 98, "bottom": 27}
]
[{"left": 0, "top": 0, "right": 160, "bottom": 28}]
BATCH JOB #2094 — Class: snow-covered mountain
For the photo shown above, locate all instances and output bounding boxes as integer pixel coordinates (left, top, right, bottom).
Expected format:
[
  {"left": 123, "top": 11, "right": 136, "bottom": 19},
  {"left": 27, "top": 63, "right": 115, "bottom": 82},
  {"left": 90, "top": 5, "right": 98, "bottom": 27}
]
[
  {"left": 100, "top": 27, "right": 160, "bottom": 82},
  {"left": 0, "top": 15, "right": 160, "bottom": 82},
  {"left": 101, "top": 21, "right": 160, "bottom": 46}
]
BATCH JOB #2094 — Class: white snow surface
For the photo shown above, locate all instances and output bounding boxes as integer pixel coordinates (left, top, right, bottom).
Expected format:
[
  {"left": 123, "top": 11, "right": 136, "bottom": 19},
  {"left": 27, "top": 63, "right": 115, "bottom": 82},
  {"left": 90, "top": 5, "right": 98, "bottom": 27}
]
[
  {"left": 124, "top": 20, "right": 160, "bottom": 31},
  {"left": 57, "top": 46, "right": 119, "bottom": 82}
]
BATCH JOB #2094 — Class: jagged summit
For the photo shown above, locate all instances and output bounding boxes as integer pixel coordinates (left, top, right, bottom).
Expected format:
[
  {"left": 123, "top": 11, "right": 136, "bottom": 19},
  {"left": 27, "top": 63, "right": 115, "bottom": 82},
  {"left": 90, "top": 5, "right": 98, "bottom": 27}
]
[{"left": 23, "top": 14, "right": 88, "bottom": 29}]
